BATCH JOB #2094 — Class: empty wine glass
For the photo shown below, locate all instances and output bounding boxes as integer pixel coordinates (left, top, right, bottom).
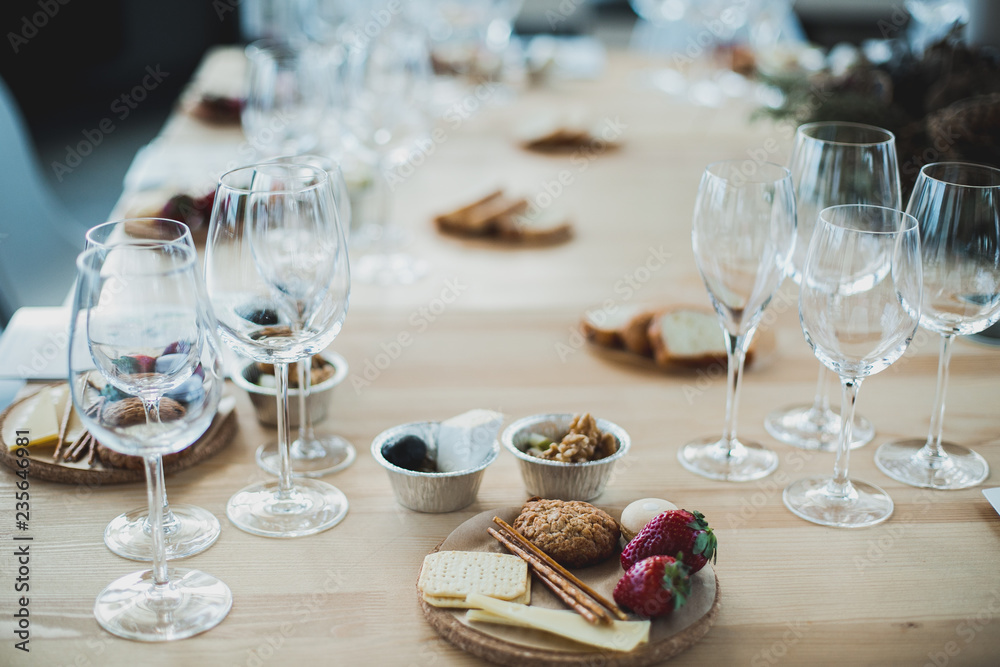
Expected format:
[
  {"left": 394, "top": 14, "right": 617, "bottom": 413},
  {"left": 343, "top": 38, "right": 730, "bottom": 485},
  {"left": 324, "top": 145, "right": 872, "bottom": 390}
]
[
  {"left": 784, "top": 205, "right": 922, "bottom": 528},
  {"left": 678, "top": 160, "right": 796, "bottom": 481},
  {"left": 205, "top": 162, "right": 350, "bottom": 537},
  {"left": 765, "top": 122, "right": 901, "bottom": 451},
  {"left": 876, "top": 162, "right": 1000, "bottom": 489},
  {"left": 70, "top": 243, "right": 231, "bottom": 640},
  {"left": 86, "top": 219, "right": 222, "bottom": 561},
  {"left": 347, "top": 13, "right": 431, "bottom": 285},
  {"left": 242, "top": 39, "right": 332, "bottom": 158},
  {"left": 254, "top": 154, "right": 356, "bottom": 477}
]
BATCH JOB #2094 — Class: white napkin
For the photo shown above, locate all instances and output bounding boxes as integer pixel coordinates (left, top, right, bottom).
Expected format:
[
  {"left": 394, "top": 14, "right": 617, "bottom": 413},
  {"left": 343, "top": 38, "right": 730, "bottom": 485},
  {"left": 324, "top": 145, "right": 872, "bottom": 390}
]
[
  {"left": 435, "top": 409, "right": 504, "bottom": 473},
  {"left": 983, "top": 488, "right": 1000, "bottom": 517}
]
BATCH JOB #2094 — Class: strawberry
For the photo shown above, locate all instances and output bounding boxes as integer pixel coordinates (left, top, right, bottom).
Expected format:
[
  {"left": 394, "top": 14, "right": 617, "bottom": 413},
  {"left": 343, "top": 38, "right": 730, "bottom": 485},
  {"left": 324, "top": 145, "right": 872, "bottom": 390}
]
[
  {"left": 613, "top": 555, "right": 691, "bottom": 618},
  {"left": 620, "top": 509, "right": 717, "bottom": 574}
]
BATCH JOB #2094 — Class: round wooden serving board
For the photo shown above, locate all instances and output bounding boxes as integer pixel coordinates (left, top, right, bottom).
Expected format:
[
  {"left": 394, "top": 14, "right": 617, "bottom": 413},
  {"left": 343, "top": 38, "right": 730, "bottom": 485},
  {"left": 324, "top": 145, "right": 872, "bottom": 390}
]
[
  {"left": 419, "top": 507, "right": 721, "bottom": 667},
  {"left": 0, "top": 386, "right": 238, "bottom": 485}
]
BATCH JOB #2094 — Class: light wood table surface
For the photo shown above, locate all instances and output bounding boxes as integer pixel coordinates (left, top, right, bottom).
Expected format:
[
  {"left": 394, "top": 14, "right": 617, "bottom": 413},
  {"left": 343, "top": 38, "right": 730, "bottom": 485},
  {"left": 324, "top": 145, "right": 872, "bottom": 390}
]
[{"left": 2, "top": 47, "right": 999, "bottom": 667}]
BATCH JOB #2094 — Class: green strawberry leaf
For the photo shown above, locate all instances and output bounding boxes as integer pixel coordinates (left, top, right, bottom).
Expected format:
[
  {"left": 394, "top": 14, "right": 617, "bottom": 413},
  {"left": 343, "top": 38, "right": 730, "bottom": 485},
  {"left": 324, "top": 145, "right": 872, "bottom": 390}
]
[{"left": 662, "top": 560, "right": 692, "bottom": 611}]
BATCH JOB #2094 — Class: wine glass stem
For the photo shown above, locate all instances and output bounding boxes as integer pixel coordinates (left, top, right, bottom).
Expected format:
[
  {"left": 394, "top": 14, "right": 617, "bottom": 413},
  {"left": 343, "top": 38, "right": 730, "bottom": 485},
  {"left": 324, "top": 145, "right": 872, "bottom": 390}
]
[
  {"left": 811, "top": 364, "right": 832, "bottom": 414},
  {"left": 721, "top": 329, "right": 750, "bottom": 450},
  {"left": 830, "top": 377, "right": 862, "bottom": 497},
  {"left": 143, "top": 454, "right": 169, "bottom": 585},
  {"left": 297, "top": 359, "right": 316, "bottom": 444},
  {"left": 274, "top": 361, "right": 295, "bottom": 498},
  {"left": 923, "top": 334, "right": 955, "bottom": 461}
]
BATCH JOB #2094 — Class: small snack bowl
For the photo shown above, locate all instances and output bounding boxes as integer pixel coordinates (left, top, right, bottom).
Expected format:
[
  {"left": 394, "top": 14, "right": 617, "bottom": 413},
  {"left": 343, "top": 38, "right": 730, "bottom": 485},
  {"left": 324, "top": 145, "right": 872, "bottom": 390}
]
[
  {"left": 230, "top": 351, "right": 348, "bottom": 428},
  {"left": 501, "top": 413, "right": 630, "bottom": 501},
  {"left": 371, "top": 421, "right": 499, "bottom": 513}
]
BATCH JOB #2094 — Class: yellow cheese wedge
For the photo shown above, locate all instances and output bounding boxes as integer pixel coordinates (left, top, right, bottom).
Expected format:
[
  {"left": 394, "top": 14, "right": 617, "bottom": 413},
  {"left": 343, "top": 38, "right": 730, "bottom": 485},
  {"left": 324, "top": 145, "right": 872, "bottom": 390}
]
[
  {"left": 13, "top": 387, "right": 60, "bottom": 449},
  {"left": 465, "top": 593, "right": 650, "bottom": 652}
]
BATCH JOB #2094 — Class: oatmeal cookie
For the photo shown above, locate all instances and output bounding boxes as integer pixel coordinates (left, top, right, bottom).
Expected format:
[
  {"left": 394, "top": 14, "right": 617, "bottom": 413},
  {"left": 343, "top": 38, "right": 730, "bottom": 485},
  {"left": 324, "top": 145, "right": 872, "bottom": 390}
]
[{"left": 512, "top": 497, "right": 620, "bottom": 568}]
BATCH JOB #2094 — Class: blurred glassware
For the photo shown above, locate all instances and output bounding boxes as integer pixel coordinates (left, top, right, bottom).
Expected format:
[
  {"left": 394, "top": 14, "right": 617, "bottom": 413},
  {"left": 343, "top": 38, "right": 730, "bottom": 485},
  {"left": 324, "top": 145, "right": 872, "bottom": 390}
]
[
  {"left": 345, "top": 12, "right": 433, "bottom": 284},
  {"left": 242, "top": 39, "right": 332, "bottom": 158}
]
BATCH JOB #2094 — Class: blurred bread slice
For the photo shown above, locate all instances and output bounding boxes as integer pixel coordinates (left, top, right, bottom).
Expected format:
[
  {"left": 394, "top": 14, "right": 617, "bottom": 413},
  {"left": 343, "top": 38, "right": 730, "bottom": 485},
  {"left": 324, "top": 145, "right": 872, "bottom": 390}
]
[
  {"left": 649, "top": 308, "right": 753, "bottom": 368},
  {"left": 581, "top": 303, "right": 650, "bottom": 348},
  {"left": 620, "top": 310, "right": 656, "bottom": 357}
]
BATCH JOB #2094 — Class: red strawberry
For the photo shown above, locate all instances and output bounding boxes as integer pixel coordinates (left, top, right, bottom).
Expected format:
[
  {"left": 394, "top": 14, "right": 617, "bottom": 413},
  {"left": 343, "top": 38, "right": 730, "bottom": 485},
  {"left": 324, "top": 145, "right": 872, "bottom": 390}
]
[
  {"left": 620, "top": 509, "right": 717, "bottom": 574},
  {"left": 613, "top": 555, "right": 691, "bottom": 618}
]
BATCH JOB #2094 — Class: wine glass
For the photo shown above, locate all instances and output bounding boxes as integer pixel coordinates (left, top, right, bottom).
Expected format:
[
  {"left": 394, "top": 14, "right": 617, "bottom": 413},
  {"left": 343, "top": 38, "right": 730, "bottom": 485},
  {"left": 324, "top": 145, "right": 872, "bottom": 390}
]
[
  {"left": 765, "top": 122, "right": 901, "bottom": 451},
  {"left": 242, "top": 39, "right": 332, "bottom": 158},
  {"left": 875, "top": 162, "right": 1000, "bottom": 489},
  {"left": 85, "top": 218, "right": 222, "bottom": 561},
  {"left": 70, "top": 243, "right": 231, "bottom": 640},
  {"left": 678, "top": 160, "right": 796, "bottom": 481},
  {"left": 204, "top": 162, "right": 350, "bottom": 537},
  {"left": 254, "top": 154, "right": 356, "bottom": 477},
  {"left": 346, "top": 13, "right": 432, "bottom": 285},
  {"left": 784, "top": 205, "right": 922, "bottom": 528}
]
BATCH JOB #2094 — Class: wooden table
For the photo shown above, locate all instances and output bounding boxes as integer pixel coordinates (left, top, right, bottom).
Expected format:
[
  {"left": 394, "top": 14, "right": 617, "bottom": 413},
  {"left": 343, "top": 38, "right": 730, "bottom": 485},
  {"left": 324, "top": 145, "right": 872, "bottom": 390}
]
[{"left": 2, "top": 47, "right": 999, "bottom": 667}]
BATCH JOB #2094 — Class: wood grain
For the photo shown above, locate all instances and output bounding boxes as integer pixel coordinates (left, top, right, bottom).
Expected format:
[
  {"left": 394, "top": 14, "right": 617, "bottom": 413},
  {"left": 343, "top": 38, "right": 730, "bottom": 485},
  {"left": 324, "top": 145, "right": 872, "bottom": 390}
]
[{"left": 1, "top": 45, "right": 998, "bottom": 666}]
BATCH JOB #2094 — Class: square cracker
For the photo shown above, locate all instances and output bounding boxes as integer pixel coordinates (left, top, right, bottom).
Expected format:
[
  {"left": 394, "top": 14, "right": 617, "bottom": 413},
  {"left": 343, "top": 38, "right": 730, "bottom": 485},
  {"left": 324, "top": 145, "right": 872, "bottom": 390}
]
[
  {"left": 422, "top": 583, "right": 531, "bottom": 608},
  {"left": 418, "top": 551, "right": 527, "bottom": 600}
]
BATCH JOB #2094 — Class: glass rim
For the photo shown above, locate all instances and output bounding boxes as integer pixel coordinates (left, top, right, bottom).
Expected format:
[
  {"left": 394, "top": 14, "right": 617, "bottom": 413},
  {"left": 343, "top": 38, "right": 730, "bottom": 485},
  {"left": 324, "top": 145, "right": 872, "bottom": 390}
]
[
  {"left": 264, "top": 153, "right": 343, "bottom": 175},
  {"left": 75, "top": 241, "right": 198, "bottom": 277},
  {"left": 217, "top": 162, "right": 330, "bottom": 196},
  {"left": 244, "top": 38, "right": 300, "bottom": 60},
  {"left": 85, "top": 218, "right": 194, "bottom": 249},
  {"left": 796, "top": 121, "right": 896, "bottom": 147},
  {"left": 917, "top": 161, "right": 1000, "bottom": 189},
  {"left": 818, "top": 204, "right": 918, "bottom": 234},
  {"left": 703, "top": 159, "right": 791, "bottom": 185}
]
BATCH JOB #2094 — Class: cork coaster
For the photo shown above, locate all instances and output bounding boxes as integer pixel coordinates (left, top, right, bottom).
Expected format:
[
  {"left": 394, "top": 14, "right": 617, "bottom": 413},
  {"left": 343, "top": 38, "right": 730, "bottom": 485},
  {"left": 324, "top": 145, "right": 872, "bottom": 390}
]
[
  {"left": 418, "top": 506, "right": 721, "bottom": 666},
  {"left": 0, "top": 386, "right": 238, "bottom": 485}
]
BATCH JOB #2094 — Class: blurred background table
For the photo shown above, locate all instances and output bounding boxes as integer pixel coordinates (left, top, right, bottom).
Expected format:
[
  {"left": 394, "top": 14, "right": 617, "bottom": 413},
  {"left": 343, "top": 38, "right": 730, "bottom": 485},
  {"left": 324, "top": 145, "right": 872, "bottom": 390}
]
[{"left": 2, "top": 44, "right": 999, "bottom": 667}]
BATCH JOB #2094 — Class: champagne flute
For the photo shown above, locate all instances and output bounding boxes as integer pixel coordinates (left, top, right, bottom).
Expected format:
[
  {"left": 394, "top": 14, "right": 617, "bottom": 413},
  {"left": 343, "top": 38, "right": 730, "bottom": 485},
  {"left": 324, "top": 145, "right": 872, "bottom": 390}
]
[
  {"left": 765, "top": 122, "right": 901, "bottom": 451},
  {"left": 678, "top": 160, "right": 796, "bottom": 481},
  {"left": 876, "top": 162, "right": 1000, "bottom": 489},
  {"left": 205, "top": 162, "right": 350, "bottom": 537},
  {"left": 86, "top": 219, "right": 222, "bottom": 560},
  {"left": 70, "top": 243, "right": 231, "bottom": 640},
  {"left": 254, "top": 154, "right": 356, "bottom": 477},
  {"left": 784, "top": 205, "right": 922, "bottom": 527}
]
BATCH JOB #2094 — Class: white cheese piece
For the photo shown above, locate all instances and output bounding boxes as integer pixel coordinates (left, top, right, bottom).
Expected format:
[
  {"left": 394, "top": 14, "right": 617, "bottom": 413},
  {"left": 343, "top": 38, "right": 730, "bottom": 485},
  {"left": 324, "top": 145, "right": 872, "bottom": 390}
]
[
  {"left": 13, "top": 387, "right": 60, "bottom": 449},
  {"left": 465, "top": 593, "right": 650, "bottom": 652},
  {"left": 435, "top": 409, "right": 504, "bottom": 473}
]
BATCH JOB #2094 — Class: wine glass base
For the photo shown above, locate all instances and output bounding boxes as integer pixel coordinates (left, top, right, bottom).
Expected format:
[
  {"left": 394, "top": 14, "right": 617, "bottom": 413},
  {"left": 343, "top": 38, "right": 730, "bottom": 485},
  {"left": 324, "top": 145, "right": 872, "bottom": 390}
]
[
  {"left": 764, "top": 404, "right": 874, "bottom": 451},
  {"left": 256, "top": 436, "right": 357, "bottom": 477},
  {"left": 226, "top": 478, "right": 349, "bottom": 538},
  {"left": 783, "top": 477, "right": 893, "bottom": 528},
  {"left": 105, "top": 504, "right": 221, "bottom": 561},
  {"left": 94, "top": 568, "right": 232, "bottom": 641},
  {"left": 678, "top": 437, "right": 778, "bottom": 482},
  {"left": 352, "top": 252, "right": 427, "bottom": 285},
  {"left": 875, "top": 439, "right": 989, "bottom": 490}
]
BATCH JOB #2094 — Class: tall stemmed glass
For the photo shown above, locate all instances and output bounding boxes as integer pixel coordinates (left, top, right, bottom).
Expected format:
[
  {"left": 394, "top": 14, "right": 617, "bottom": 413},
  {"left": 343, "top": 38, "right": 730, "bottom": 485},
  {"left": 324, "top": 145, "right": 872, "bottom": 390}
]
[
  {"left": 876, "top": 162, "right": 1000, "bottom": 489},
  {"left": 205, "top": 163, "right": 350, "bottom": 537},
  {"left": 678, "top": 160, "right": 796, "bottom": 481},
  {"left": 70, "top": 244, "right": 231, "bottom": 640},
  {"left": 86, "top": 219, "right": 222, "bottom": 560},
  {"left": 255, "top": 154, "right": 356, "bottom": 477},
  {"left": 784, "top": 205, "right": 922, "bottom": 527},
  {"left": 765, "top": 122, "right": 901, "bottom": 451}
]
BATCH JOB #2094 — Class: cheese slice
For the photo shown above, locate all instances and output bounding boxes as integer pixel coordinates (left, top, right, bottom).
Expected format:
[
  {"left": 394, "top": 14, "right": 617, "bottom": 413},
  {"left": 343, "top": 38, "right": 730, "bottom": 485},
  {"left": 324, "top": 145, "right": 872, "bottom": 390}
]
[
  {"left": 13, "top": 387, "right": 60, "bottom": 449},
  {"left": 465, "top": 593, "right": 650, "bottom": 652},
  {"left": 424, "top": 584, "right": 530, "bottom": 608}
]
